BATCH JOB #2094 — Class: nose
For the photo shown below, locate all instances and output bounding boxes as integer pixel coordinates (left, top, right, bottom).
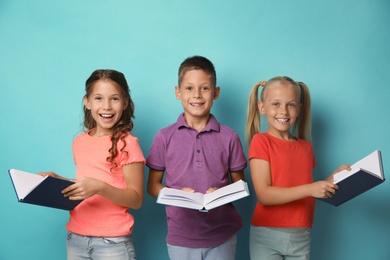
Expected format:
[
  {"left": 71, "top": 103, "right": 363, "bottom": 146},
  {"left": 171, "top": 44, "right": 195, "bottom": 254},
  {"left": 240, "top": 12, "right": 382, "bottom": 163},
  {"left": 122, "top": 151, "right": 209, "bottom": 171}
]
[
  {"left": 193, "top": 88, "right": 201, "bottom": 98},
  {"left": 103, "top": 99, "right": 112, "bottom": 109},
  {"left": 279, "top": 105, "right": 288, "bottom": 115}
]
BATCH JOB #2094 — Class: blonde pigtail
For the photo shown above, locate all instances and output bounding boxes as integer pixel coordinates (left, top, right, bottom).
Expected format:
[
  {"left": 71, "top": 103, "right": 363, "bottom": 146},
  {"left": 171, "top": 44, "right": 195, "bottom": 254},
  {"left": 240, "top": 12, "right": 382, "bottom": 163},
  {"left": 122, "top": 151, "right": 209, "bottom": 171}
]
[
  {"left": 245, "top": 81, "right": 266, "bottom": 144},
  {"left": 296, "top": 82, "right": 312, "bottom": 141}
]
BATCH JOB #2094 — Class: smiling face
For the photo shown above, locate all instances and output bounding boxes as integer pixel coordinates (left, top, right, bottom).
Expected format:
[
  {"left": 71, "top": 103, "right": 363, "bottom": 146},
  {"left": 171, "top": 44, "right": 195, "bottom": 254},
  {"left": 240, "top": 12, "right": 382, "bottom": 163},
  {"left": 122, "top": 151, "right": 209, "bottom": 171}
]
[
  {"left": 175, "top": 69, "right": 220, "bottom": 127},
  {"left": 258, "top": 81, "right": 301, "bottom": 140},
  {"left": 84, "top": 79, "right": 128, "bottom": 137}
]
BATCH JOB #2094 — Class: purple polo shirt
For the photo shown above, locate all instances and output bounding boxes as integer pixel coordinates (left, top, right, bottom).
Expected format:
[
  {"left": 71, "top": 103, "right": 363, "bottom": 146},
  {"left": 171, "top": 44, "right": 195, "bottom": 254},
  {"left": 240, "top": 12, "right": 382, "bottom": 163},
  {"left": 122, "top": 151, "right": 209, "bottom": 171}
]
[{"left": 146, "top": 113, "right": 247, "bottom": 248}]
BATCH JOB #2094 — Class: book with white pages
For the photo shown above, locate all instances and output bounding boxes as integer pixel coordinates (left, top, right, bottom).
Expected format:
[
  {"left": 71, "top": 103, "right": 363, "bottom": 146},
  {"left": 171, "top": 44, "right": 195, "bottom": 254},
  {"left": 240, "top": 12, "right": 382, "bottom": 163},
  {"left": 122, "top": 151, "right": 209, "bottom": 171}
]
[
  {"left": 318, "top": 150, "right": 385, "bottom": 206},
  {"left": 9, "top": 169, "right": 83, "bottom": 210},
  {"left": 157, "top": 179, "right": 250, "bottom": 212}
]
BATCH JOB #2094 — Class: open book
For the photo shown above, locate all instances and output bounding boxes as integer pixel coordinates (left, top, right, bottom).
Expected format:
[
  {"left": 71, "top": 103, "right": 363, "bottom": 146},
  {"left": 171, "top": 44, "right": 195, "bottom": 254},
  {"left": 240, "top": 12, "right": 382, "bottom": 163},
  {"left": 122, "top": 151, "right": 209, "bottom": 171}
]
[
  {"left": 9, "top": 169, "right": 83, "bottom": 211},
  {"left": 157, "top": 179, "right": 250, "bottom": 212},
  {"left": 318, "top": 150, "right": 385, "bottom": 206}
]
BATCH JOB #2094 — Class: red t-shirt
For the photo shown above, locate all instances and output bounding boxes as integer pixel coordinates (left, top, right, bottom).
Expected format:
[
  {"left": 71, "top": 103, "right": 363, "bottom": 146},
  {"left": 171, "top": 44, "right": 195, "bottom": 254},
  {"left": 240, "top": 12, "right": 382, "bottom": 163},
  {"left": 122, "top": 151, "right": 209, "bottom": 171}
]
[{"left": 248, "top": 133, "right": 316, "bottom": 228}]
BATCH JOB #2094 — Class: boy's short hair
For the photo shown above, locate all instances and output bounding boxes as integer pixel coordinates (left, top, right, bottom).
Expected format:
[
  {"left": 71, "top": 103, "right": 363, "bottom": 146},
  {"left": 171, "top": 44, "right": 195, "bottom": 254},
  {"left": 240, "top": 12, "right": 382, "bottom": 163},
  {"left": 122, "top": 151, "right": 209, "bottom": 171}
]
[{"left": 178, "top": 56, "right": 217, "bottom": 87}]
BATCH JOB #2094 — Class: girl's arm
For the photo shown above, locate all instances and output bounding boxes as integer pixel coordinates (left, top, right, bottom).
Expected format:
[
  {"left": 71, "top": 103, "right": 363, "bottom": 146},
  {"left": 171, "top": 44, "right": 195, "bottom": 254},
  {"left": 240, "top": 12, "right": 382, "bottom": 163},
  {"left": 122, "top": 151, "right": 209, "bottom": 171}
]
[
  {"left": 147, "top": 168, "right": 165, "bottom": 198},
  {"left": 62, "top": 162, "right": 144, "bottom": 209},
  {"left": 250, "top": 158, "right": 338, "bottom": 205}
]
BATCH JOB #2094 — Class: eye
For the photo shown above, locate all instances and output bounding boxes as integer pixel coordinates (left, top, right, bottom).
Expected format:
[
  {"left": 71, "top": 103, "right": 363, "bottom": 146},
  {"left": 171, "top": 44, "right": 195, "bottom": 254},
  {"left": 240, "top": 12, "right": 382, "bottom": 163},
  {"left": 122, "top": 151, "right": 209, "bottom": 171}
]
[
  {"left": 288, "top": 103, "right": 296, "bottom": 107},
  {"left": 271, "top": 102, "right": 280, "bottom": 107},
  {"left": 201, "top": 86, "right": 210, "bottom": 91},
  {"left": 94, "top": 96, "right": 102, "bottom": 101},
  {"left": 111, "top": 96, "right": 120, "bottom": 101},
  {"left": 185, "top": 86, "right": 193, "bottom": 91}
]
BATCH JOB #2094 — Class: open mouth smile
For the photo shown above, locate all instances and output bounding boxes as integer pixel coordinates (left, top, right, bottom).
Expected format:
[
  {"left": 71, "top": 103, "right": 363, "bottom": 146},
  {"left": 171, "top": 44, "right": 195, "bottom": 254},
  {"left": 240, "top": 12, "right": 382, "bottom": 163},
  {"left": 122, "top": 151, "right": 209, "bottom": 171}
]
[
  {"left": 190, "top": 102, "right": 204, "bottom": 107},
  {"left": 99, "top": 113, "right": 115, "bottom": 119}
]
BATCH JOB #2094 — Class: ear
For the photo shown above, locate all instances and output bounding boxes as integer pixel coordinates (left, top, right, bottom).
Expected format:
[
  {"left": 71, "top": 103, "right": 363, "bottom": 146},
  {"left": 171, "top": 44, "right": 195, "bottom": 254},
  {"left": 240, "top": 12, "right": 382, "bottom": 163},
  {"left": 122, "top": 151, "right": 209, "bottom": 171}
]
[
  {"left": 258, "top": 101, "right": 265, "bottom": 115},
  {"left": 175, "top": 86, "right": 181, "bottom": 100},
  {"left": 213, "top": 86, "right": 221, "bottom": 100},
  {"left": 84, "top": 96, "right": 91, "bottom": 110}
]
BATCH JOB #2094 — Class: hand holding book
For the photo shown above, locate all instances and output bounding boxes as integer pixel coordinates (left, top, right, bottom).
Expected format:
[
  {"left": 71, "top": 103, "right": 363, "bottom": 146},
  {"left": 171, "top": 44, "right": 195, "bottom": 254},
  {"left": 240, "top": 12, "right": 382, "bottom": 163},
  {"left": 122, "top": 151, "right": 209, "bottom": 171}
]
[
  {"left": 156, "top": 180, "right": 250, "bottom": 212},
  {"left": 318, "top": 150, "right": 385, "bottom": 206},
  {"left": 9, "top": 169, "right": 83, "bottom": 211}
]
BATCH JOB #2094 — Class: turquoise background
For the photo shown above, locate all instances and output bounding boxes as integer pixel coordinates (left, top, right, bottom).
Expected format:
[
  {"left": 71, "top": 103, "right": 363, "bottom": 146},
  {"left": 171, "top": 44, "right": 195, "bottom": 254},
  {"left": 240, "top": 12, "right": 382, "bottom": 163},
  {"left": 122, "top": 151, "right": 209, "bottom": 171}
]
[{"left": 1, "top": 1, "right": 389, "bottom": 259}]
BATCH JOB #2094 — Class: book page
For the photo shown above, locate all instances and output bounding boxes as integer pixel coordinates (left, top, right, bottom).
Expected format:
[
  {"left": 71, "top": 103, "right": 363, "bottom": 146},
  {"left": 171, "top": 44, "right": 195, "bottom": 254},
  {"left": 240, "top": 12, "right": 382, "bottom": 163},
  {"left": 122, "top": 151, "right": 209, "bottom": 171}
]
[
  {"left": 9, "top": 169, "right": 46, "bottom": 199},
  {"left": 156, "top": 181, "right": 250, "bottom": 211},
  {"left": 157, "top": 187, "right": 205, "bottom": 210},
  {"left": 333, "top": 166, "right": 360, "bottom": 183},
  {"left": 353, "top": 150, "right": 383, "bottom": 178},
  {"left": 333, "top": 150, "right": 383, "bottom": 183},
  {"left": 203, "top": 180, "right": 249, "bottom": 210}
]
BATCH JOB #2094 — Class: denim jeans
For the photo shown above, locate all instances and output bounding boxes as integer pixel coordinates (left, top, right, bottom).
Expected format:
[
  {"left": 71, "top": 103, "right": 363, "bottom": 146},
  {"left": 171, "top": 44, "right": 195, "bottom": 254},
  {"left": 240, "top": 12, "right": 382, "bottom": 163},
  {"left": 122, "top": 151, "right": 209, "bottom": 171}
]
[
  {"left": 167, "top": 235, "right": 237, "bottom": 260},
  {"left": 66, "top": 231, "right": 136, "bottom": 260}
]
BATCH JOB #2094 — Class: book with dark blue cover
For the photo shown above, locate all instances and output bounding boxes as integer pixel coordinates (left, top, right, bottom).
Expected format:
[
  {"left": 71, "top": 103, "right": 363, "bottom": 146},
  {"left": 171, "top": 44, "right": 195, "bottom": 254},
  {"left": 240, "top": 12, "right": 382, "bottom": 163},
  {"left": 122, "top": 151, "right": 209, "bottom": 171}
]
[
  {"left": 9, "top": 169, "right": 83, "bottom": 211},
  {"left": 318, "top": 150, "right": 385, "bottom": 206}
]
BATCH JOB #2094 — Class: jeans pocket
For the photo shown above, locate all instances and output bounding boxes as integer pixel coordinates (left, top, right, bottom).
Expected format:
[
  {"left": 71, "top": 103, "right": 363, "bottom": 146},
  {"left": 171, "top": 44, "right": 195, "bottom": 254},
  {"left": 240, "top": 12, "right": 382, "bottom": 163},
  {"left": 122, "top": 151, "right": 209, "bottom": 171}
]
[
  {"left": 251, "top": 226, "right": 271, "bottom": 239},
  {"left": 102, "top": 235, "right": 132, "bottom": 245}
]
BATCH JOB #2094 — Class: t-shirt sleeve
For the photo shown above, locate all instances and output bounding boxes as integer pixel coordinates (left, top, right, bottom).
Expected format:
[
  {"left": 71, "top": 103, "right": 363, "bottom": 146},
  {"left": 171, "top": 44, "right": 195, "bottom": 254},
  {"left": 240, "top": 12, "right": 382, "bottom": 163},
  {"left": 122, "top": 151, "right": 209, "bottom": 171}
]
[
  {"left": 228, "top": 131, "right": 247, "bottom": 172},
  {"left": 146, "top": 131, "right": 166, "bottom": 171},
  {"left": 248, "top": 134, "right": 270, "bottom": 162},
  {"left": 120, "top": 135, "right": 146, "bottom": 166}
]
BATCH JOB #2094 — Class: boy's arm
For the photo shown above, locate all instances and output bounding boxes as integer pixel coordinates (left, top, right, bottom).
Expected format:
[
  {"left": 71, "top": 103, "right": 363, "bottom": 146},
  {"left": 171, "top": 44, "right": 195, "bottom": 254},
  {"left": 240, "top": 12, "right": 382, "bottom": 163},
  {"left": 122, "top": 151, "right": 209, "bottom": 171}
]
[
  {"left": 147, "top": 168, "right": 165, "bottom": 198},
  {"left": 206, "top": 170, "right": 245, "bottom": 194},
  {"left": 230, "top": 170, "right": 245, "bottom": 183}
]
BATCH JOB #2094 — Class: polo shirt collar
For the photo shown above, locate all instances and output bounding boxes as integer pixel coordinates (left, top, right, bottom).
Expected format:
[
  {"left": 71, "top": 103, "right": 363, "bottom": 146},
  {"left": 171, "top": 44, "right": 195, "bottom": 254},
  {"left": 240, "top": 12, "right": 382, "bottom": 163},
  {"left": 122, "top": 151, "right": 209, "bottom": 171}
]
[{"left": 176, "top": 113, "right": 220, "bottom": 132}]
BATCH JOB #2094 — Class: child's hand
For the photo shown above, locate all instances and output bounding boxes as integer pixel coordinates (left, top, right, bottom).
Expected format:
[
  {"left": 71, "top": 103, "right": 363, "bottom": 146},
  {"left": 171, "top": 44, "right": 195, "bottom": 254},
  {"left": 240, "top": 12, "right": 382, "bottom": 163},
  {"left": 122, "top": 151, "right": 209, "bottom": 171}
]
[
  {"left": 181, "top": 187, "right": 195, "bottom": 193},
  {"left": 310, "top": 180, "right": 338, "bottom": 199},
  {"left": 37, "top": 171, "right": 60, "bottom": 178},
  {"left": 62, "top": 177, "right": 103, "bottom": 200},
  {"left": 180, "top": 187, "right": 219, "bottom": 194},
  {"left": 326, "top": 164, "right": 351, "bottom": 182},
  {"left": 206, "top": 187, "right": 218, "bottom": 194}
]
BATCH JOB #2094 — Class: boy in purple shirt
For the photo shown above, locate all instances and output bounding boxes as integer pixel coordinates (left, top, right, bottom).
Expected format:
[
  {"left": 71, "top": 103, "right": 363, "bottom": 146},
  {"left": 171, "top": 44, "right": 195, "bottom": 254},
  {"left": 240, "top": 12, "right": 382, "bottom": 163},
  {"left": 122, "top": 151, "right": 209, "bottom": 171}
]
[{"left": 147, "top": 56, "right": 247, "bottom": 260}]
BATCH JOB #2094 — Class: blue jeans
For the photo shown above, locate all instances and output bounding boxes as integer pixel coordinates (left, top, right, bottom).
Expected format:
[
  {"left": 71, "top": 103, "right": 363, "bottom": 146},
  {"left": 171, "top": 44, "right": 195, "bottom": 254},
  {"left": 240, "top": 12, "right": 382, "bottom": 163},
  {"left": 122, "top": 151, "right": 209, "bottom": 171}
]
[
  {"left": 66, "top": 231, "right": 136, "bottom": 260},
  {"left": 249, "top": 226, "right": 311, "bottom": 260},
  {"left": 167, "top": 235, "right": 237, "bottom": 260}
]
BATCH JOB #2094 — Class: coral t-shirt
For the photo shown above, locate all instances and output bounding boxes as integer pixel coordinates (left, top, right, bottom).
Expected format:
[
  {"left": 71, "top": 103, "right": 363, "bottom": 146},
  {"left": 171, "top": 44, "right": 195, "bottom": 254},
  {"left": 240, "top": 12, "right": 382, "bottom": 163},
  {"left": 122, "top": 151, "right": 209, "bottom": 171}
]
[
  {"left": 66, "top": 131, "right": 145, "bottom": 237},
  {"left": 248, "top": 133, "right": 316, "bottom": 228}
]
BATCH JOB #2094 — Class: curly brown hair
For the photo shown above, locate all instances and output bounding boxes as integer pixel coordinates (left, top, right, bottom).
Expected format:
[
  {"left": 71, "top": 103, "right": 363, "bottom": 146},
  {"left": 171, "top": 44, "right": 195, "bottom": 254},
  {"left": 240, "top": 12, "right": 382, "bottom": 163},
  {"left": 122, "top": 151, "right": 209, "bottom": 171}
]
[{"left": 84, "top": 69, "right": 135, "bottom": 171}]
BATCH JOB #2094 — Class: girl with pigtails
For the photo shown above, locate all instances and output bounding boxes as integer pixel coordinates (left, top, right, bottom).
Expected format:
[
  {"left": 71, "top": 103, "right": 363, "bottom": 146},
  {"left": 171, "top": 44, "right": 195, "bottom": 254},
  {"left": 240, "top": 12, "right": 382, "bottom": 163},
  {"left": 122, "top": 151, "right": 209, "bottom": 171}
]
[{"left": 246, "top": 76, "right": 349, "bottom": 260}]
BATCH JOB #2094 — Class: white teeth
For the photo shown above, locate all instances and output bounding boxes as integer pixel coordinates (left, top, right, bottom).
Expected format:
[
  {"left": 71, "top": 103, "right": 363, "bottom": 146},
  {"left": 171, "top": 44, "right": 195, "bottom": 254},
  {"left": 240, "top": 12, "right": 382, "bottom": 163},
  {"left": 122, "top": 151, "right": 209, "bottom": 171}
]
[
  {"left": 100, "top": 114, "right": 114, "bottom": 118},
  {"left": 277, "top": 118, "right": 289, "bottom": 122}
]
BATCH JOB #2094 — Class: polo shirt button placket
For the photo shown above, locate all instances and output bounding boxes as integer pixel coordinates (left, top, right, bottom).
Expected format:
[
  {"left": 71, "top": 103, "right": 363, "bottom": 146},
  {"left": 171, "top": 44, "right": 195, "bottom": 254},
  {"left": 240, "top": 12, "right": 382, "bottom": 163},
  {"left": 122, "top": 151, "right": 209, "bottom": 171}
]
[
  {"left": 196, "top": 134, "right": 201, "bottom": 153},
  {"left": 195, "top": 134, "right": 202, "bottom": 165}
]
